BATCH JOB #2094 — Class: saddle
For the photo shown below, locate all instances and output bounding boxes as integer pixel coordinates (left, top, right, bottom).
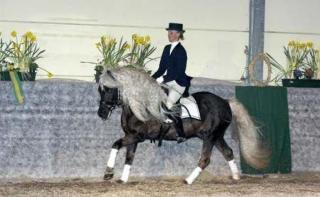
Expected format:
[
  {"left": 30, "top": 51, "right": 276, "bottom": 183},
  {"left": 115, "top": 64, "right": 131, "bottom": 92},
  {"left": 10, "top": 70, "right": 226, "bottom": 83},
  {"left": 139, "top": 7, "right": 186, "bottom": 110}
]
[
  {"left": 161, "top": 83, "right": 201, "bottom": 121},
  {"left": 154, "top": 80, "right": 201, "bottom": 147}
]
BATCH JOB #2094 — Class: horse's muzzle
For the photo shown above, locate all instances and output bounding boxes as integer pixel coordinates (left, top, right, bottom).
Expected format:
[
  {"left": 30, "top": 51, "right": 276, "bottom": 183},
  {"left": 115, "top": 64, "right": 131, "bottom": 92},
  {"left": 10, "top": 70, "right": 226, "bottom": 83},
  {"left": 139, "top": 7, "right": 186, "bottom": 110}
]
[{"left": 98, "top": 107, "right": 110, "bottom": 120}]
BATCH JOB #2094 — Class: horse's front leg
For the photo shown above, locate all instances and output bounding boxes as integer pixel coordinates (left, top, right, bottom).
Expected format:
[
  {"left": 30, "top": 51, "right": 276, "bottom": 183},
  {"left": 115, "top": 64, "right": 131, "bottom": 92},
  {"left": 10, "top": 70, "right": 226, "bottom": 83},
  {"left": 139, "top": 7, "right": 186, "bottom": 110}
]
[
  {"left": 104, "top": 135, "right": 138, "bottom": 180},
  {"left": 118, "top": 143, "right": 138, "bottom": 183}
]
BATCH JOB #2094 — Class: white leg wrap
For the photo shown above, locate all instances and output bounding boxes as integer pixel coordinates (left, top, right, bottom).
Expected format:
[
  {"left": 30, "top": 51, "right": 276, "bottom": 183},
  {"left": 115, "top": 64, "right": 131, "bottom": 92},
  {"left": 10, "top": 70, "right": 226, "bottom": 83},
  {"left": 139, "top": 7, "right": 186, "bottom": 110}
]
[
  {"left": 107, "top": 149, "right": 118, "bottom": 168},
  {"left": 185, "top": 167, "right": 202, "bottom": 184},
  {"left": 228, "top": 159, "right": 240, "bottom": 180},
  {"left": 120, "top": 164, "right": 131, "bottom": 183}
]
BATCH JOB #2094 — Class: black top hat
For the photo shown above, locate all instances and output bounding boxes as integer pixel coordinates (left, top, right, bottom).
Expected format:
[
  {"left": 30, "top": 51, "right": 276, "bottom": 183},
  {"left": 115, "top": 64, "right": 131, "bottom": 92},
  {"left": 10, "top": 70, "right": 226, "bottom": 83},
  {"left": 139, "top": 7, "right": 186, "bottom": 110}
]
[{"left": 166, "top": 23, "right": 185, "bottom": 33}]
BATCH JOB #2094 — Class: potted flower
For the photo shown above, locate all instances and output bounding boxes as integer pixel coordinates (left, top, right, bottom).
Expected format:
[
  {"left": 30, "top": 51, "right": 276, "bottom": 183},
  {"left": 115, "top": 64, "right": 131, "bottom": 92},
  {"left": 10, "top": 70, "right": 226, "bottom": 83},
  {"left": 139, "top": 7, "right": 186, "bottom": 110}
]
[
  {"left": 0, "top": 31, "right": 46, "bottom": 81},
  {"left": 93, "top": 34, "right": 157, "bottom": 82},
  {"left": 0, "top": 32, "right": 11, "bottom": 73},
  {"left": 305, "top": 46, "right": 320, "bottom": 79},
  {"left": 267, "top": 41, "right": 320, "bottom": 87},
  {"left": 94, "top": 36, "right": 130, "bottom": 82},
  {"left": 127, "top": 34, "right": 156, "bottom": 74}
]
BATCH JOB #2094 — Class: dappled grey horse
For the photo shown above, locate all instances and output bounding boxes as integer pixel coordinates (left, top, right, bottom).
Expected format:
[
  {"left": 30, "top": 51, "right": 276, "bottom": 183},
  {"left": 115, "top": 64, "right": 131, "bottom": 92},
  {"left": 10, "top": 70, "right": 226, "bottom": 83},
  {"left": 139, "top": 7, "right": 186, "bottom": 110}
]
[{"left": 97, "top": 67, "right": 270, "bottom": 184}]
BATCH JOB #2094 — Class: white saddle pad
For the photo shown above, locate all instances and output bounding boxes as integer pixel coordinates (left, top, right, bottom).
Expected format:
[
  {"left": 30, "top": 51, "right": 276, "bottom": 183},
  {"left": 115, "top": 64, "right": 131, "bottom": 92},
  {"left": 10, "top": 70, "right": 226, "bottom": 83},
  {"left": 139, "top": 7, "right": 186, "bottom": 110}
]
[{"left": 180, "top": 96, "right": 201, "bottom": 120}]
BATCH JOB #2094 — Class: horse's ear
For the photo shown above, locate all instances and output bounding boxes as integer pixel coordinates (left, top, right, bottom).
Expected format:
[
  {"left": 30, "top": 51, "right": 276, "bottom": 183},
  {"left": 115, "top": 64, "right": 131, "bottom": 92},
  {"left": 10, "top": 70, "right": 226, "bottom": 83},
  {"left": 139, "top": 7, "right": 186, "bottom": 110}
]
[{"left": 107, "top": 70, "right": 117, "bottom": 81}]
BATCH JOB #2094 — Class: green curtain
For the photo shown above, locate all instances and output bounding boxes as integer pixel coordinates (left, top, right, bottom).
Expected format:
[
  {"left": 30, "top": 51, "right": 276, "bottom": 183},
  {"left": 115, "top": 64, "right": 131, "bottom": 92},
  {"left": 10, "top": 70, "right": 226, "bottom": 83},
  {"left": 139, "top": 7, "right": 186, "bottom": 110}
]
[{"left": 235, "top": 86, "right": 291, "bottom": 174}]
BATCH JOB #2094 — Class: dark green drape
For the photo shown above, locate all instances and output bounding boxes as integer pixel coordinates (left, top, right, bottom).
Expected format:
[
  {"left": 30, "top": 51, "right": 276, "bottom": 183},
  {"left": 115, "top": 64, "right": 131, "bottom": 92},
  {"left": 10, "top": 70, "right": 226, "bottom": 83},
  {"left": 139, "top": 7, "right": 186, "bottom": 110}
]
[{"left": 235, "top": 86, "right": 291, "bottom": 174}]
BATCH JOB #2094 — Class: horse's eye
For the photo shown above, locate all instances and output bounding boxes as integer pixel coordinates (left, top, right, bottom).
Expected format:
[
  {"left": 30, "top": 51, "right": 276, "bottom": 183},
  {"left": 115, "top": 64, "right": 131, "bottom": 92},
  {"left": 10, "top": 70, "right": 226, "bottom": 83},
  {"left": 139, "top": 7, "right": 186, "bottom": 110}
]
[{"left": 107, "top": 70, "right": 116, "bottom": 81}]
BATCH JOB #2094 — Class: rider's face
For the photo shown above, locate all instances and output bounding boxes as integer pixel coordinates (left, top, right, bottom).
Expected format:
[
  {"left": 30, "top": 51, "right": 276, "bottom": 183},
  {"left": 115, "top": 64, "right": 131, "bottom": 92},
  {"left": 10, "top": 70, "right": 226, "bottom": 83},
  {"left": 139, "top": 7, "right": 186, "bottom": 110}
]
[{"left": 168, "top": 30, "right": 180, "bottom": 42}]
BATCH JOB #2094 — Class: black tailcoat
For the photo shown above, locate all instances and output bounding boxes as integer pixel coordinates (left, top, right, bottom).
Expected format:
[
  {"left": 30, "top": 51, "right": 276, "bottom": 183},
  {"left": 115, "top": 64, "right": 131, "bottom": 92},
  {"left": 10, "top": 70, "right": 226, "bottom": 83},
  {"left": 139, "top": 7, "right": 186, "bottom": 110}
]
[{"left": 152, "top": 43, "right": 190, "bottom": 87}]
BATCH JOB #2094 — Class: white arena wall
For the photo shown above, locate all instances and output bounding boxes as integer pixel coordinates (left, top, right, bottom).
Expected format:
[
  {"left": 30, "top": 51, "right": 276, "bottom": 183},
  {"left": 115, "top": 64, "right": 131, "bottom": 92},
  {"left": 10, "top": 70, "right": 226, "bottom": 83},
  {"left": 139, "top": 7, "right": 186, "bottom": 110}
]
[
  {"left": 2, "top": 0, "right": 320, "bottom": 81},
  {"left": 3, "top": 0, "right": 248, "bottom": 81}
]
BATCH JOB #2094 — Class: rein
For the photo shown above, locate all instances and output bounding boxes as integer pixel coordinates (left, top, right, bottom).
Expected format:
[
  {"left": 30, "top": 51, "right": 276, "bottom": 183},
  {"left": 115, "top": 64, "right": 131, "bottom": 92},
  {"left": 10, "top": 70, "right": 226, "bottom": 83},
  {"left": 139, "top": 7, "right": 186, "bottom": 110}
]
[{"left": 100, "top": 87, "right": 122, "bottom": 118}]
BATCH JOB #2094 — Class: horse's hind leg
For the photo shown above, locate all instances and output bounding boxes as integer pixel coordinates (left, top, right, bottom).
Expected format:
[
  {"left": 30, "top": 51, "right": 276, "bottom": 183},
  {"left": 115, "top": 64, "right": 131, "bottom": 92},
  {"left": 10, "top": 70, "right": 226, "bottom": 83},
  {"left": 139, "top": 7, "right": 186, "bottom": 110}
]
[
  {"left": 185, "top": 139, "right": 214, "bottom": 184},
  {"left": 216, "top": 138, "right": 240, "bottom": 180}
]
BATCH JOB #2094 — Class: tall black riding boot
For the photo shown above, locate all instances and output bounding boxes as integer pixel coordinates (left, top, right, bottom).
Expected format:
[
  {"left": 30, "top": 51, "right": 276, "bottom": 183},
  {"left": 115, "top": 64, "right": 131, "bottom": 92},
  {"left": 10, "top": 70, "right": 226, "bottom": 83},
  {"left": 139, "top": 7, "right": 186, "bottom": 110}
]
[{"left": 168, "top": 114, "right": 186, "bottom": 144}]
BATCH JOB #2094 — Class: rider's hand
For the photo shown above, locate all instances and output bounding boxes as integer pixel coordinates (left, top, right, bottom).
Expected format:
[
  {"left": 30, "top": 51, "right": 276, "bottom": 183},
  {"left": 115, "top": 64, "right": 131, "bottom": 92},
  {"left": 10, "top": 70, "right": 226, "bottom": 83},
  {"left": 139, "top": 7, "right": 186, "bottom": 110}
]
[{"left": 156, "top": 76, "right": 164, "bottom": 84}]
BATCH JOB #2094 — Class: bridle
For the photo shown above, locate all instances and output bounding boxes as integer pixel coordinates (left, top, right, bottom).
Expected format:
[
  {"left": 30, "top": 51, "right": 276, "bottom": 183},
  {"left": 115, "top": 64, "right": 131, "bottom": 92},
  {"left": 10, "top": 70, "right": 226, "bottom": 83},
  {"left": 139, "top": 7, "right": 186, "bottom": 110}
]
[{"left": 99, "top": 86, "right": 122, "bottom": 119}]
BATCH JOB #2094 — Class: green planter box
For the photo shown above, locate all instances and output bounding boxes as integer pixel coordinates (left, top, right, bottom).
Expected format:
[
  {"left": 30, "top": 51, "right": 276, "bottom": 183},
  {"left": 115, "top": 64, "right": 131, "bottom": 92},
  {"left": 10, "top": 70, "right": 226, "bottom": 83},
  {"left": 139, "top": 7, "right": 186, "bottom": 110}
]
[
  {"left": 236, "top": 86, "right": 292, "bottom": 174},
  {"left": 282, "top": 79, "right": 320, "bottom": 88},
  {"left": 0, "top": 71, "right": 37, "bottom": 81}
]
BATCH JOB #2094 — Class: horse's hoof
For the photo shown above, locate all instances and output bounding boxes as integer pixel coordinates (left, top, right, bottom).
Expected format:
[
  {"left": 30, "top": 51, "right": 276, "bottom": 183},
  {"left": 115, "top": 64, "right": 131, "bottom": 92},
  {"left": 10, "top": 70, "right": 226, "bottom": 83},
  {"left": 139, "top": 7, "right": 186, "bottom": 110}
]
[
  {"left": 103, "top": 173, "right": 114, "bottom": 180},
  {"left": 183, "top": 179, "right": 192, "bottom": 185},
  {"left": 232, "top": 173, "right": 241, "bottom": 180},
  {"left": 104, "top": 167, "right": 114, "bottom": 180},
  {"left": 116, "top": 179, "right": 126, "bottom": 184},
  {"left": 177, "top": 137, "right": 187, "bottom": 144}
]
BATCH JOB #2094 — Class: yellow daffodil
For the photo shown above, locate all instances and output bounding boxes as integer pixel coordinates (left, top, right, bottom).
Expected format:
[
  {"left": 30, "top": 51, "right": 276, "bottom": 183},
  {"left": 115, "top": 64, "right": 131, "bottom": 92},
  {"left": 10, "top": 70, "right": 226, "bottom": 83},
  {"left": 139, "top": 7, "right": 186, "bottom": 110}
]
[
  {"left": 30, "top": 35, "right": 37, "bottom": 42},
  {"left": 137, "top": 36, "right": 145, "bottom": 45},
  {"left": 109, "top": 38, "right": 117, "bottom": 46},
  {"left": 299, "top": 43, "right": 306, "bottom": 49},
  {"left": 94, "top": 33, "right": 156, "bottom": 69},
  {"left": 124, "top": 43, "right": 131, "bottom": 50},
  {"left": 96, "top": 42, "right": 101, "bottom": 48},
  {"left": 101, "top": 36, "right": 110, "bottom": 45},
  {"left": 144, "top": 35, "right": 151, "bottom": 43},
  {"left": 47, "top": 72, "right": 53, "bottom": 78},
  {"left": 11, "top": 30, "right": 17, "bottom": 37},
  {"left": 288, "top": 40, "right": 295, "bottom": 48},
  {"left": 12, "top": 43, "right": 20, "bottom": 52},
  {"left": 24, "top": 31, "right": 33, "bottom": 39},
  {"left": 133, "top": 38, "right": 138, "bottom": 44},
  {"left": 101, "top": 36, "right": 106, "bottom": 44},
  {"left": 294, "top": 41, "right": 300, "bottom": 49},
  {"left": 101, "top": 35, "right": 117, "bottom": 46},
  {"left": 306, "top": 41, "right": 314, "bottom": 49},
  {"left": 132, "top": 34, "right": 138, "bottom": 40}
]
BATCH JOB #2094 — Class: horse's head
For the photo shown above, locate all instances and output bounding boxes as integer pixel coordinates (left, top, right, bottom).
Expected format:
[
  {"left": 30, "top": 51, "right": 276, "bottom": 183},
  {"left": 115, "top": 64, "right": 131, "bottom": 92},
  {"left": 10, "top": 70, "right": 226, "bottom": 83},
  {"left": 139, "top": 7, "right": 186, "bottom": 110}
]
[
  {"left": 97, "top": 85, "right": 121, "bottom": 120},
  {"left": 98, "top": 67, "right": 168, "bottom": 122},
  {"left": 97, "top": 70, "right": 122, "bottom": 120}
]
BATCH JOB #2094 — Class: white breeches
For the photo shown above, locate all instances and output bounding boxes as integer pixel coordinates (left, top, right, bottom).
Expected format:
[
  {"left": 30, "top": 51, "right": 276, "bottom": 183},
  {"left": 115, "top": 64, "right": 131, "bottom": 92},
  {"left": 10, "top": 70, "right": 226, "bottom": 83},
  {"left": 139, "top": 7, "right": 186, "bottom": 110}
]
[{"left": 165, "top": 80, "right": 186, "bottom": 109}]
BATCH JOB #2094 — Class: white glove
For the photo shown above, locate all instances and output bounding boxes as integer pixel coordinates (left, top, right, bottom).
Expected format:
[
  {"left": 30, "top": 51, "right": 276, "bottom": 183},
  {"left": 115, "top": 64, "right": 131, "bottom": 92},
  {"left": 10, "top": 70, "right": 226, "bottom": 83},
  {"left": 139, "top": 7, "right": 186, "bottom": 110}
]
[{"left": 156, "top": 76, "right": 164, "bottom": 84}]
